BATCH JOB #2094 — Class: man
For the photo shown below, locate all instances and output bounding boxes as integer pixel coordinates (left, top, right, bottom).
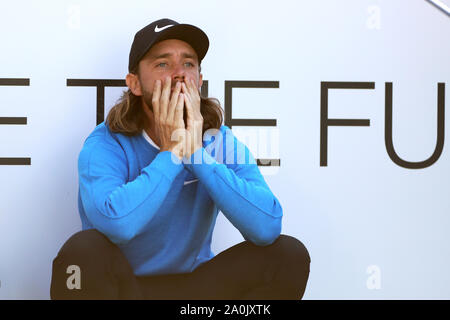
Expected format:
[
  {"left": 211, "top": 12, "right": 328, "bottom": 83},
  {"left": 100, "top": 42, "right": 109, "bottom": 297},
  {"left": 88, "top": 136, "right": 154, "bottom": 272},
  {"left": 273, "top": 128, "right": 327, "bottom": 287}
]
[{"left": 50, "top": 18, "right": 310, "bottom": 300}]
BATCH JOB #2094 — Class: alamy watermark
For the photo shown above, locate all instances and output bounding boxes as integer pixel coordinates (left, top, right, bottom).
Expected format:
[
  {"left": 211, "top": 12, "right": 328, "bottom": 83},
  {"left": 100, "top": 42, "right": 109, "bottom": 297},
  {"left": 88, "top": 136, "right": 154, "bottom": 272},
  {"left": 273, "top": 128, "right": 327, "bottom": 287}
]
[
  {"left": 66, "top": 265, "right": 81, "bottom": 290},
  {"left": 67, "top": 4, "right": 81, "bottom": 30},
  {"left": 366, "top": 5, "right": 381, "bottom": 30},
  {"left": 366, "top": 265, "right": 381, "bottom": 290},
  {"left": 169, "top": 126, "right": 280, "bottom": 170}
]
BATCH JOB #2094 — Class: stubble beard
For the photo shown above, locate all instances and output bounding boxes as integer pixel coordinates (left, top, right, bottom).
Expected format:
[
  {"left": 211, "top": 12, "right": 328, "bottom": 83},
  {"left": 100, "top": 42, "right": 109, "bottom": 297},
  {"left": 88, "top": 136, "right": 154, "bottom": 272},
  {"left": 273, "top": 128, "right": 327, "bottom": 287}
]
[{"left": 141, "top": 87, "right": 154, "bottom": 113}]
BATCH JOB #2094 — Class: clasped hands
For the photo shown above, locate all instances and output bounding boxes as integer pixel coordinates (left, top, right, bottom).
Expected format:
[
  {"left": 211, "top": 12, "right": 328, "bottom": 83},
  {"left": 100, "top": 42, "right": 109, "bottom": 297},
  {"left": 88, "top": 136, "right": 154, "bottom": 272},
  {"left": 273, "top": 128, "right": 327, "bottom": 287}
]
[{"left": 152, "top": 76, "right": 204, "bottom": 160}]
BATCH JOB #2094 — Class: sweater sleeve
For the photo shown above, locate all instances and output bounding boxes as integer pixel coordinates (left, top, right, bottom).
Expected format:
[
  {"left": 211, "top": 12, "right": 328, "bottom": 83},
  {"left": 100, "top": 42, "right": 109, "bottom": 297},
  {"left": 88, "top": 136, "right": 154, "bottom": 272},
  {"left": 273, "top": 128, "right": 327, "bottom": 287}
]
[
  {"left": 183, "top": 127, "right": 283, "bottom": 246},
  {"left": 78, "top": 138, "right": 184, "bottom": 244}
]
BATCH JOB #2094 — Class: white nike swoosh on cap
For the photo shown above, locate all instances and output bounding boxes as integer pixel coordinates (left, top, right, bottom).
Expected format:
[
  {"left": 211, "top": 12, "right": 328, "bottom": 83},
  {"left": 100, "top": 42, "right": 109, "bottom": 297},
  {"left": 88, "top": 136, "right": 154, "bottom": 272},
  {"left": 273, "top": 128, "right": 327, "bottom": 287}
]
[
  {"left": 154, "top": 24, "right": 174, "bottom": 32},
  {"left": 184, "top": 179, "right": 199, "bottom": 185}
]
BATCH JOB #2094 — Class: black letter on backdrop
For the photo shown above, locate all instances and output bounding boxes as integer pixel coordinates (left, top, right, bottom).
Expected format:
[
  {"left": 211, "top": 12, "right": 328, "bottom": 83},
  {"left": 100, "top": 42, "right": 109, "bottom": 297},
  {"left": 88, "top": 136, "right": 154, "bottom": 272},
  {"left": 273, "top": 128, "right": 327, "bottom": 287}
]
[
  {"left": 385, "top": 82, "right": 445, "bottom": 169},
  {"left": 224, "top": 81, "right": 280, "bottom": 166},
  {"left": 66, "top": 79, "right": 126, "bottom": 125},
  {"left": 320, "top": 81, "right": 375, "bottom": 167},
  {"left": 0, "top": 78, "right": 31, "bottom": 165}
]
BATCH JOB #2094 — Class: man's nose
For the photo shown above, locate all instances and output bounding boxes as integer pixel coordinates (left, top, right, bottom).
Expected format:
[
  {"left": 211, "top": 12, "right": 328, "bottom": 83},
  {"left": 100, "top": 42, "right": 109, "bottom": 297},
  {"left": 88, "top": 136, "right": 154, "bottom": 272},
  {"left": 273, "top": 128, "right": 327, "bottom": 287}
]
[{"left": 172, "top": 64, "right": 186, "bottom": 82}]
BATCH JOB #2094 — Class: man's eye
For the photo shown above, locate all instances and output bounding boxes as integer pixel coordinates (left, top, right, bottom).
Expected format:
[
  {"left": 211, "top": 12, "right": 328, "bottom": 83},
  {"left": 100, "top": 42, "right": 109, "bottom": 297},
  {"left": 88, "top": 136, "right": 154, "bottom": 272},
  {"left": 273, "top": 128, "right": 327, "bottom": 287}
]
[
  {"left": 157, "top": 62, "right": 167, "bottom": 68},
  {"left": 184, "top": 62, "right": 194, "bottom": 67}
]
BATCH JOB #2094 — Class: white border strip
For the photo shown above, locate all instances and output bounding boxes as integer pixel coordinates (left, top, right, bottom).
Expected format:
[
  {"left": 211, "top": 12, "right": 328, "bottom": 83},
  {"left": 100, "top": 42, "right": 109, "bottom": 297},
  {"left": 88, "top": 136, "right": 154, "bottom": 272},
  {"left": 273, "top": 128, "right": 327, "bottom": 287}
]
[{"left": 426, "top": 0, "right": 450, "bottom": 16}]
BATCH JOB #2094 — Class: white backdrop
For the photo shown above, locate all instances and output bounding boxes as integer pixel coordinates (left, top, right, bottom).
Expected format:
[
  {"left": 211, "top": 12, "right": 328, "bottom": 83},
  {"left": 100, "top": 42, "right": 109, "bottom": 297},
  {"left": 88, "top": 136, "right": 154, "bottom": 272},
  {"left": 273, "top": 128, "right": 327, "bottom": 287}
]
[{"left": 0, "top": 0, "right": 449, "bottom": 299}]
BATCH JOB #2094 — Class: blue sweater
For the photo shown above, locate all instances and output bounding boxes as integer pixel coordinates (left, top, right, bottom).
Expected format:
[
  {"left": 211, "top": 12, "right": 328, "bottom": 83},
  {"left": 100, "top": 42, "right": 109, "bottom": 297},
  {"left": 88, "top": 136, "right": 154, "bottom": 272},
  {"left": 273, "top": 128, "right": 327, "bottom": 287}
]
[{"left": 77, "top": 122, "right": 283, "bottom": 276}]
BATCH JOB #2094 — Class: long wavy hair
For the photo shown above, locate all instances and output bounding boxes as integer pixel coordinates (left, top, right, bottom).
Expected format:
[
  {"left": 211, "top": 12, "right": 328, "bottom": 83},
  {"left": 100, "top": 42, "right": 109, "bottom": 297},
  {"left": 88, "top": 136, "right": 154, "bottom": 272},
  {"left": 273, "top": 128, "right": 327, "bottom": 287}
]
[{"left": 106, "top": 68, "right": 224, "bottom": 137}]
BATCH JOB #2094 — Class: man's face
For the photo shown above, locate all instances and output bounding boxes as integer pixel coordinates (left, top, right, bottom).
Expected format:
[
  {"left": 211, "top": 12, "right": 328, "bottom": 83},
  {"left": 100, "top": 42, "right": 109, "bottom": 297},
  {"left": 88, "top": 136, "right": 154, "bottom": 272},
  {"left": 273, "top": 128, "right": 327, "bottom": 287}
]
[{"left": 135, "top": 39, "right": 203, "bottom": 111}]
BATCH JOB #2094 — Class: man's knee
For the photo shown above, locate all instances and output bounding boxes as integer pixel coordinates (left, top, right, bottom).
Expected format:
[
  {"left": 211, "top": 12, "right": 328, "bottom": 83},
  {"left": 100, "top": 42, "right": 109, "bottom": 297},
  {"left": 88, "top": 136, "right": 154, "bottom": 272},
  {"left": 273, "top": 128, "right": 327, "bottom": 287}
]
[
  {"left": 260, "top": 234, "right": 310, "bottom": 299},
  {"left": 56, "top": 228, "right": 116, "bottom": 261},
  {"left": 272, "top": 234, "right": 311, "bottom": 266},
  {"left": 50, "top": 229, "right": 118, "bottom": 299},
  {"left": 51, "top": 228, "right": 119, "bottom": 279}
]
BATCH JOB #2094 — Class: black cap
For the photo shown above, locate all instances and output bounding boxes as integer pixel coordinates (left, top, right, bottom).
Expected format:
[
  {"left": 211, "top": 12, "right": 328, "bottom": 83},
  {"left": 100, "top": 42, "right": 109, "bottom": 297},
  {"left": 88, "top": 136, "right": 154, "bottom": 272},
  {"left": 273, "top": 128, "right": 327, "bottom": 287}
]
[{"left": 128, "top": 18, "right": 209, "bottom": 73}]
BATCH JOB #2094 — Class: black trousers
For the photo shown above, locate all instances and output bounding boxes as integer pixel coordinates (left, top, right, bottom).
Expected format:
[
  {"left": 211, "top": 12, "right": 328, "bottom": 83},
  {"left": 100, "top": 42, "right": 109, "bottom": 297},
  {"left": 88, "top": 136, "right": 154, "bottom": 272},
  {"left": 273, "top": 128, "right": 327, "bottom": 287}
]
[{"left": 50, "top": 229, "right": 311, "bottom": 300}]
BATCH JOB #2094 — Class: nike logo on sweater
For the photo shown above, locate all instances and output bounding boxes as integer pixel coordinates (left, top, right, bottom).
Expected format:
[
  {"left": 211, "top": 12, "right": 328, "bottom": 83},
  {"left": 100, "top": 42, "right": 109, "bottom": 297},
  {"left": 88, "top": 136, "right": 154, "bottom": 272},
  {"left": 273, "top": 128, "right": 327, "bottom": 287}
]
[{"left": 184, "top": 179, "right": 199, "bottom": 185}]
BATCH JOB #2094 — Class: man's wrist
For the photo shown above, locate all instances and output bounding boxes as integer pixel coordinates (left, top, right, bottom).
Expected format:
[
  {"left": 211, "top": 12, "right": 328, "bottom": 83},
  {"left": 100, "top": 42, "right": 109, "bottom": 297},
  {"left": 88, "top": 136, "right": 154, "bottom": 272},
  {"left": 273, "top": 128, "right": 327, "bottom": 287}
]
[
  {"left": 184, "top": 145, "right": 202, "bottom": 159},
  {"left": 183, "top": 146, "right": 202, "bottom": 165},
  {"left": 161, "top": 145, "right": 183, "bottom": 161}
]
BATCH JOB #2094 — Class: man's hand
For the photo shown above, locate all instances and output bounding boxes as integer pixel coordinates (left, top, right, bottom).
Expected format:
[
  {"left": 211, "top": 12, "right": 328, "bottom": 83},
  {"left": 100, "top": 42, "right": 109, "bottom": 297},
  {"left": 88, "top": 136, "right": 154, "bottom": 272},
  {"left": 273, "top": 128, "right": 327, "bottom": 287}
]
[
  {"left": 152, "top": 76, "right": 186, "bottom": 160},
  {"left": 181, "top": 77, "right": 204, "bottom": 159}
]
